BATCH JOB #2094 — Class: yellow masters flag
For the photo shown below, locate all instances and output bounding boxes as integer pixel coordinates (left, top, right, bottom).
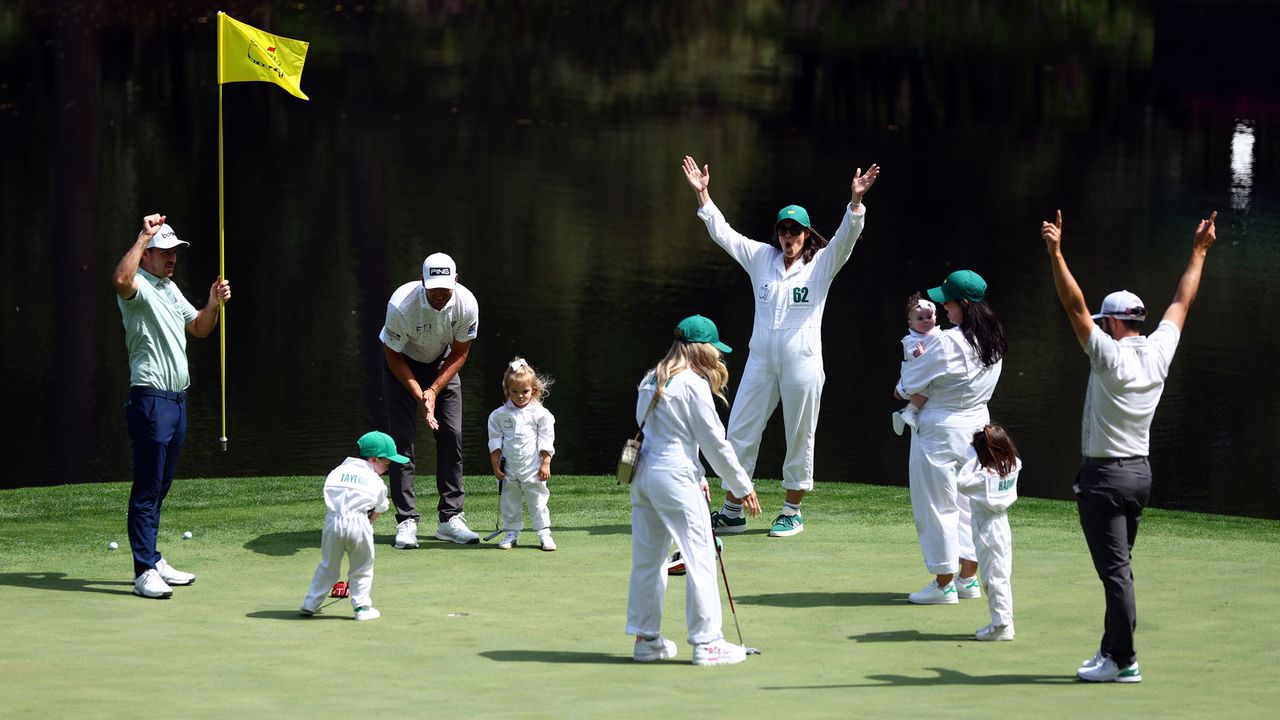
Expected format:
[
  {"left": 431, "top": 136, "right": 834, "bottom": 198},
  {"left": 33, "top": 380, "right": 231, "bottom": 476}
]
[{"left": 217, "top": 12, "right": 310, "bottom": 100}]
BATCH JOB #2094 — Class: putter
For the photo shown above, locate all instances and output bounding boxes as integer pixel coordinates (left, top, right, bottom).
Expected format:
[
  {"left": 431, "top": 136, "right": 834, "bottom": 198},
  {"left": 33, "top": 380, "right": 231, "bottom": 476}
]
[
  {"left": 715, "top": 534, "right": 761, "bottom": 655},
  {"left": 483, "top": 461, "right": 504, "bottom": 541}
]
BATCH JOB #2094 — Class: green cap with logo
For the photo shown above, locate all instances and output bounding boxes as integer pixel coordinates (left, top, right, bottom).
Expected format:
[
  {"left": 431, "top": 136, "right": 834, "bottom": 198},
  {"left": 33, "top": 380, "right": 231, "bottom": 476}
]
[
  {"left": 357, "top": 431, "right": 410, "bottom": 463},
  {"left": 927, "top": 269, "right": 988, "bottom": 304},
  {"left": 675, "top": 314, "right": 732, "bottom": 354},
  {"left": 776, "top": 205, "right": 811, "bottom": 229}
]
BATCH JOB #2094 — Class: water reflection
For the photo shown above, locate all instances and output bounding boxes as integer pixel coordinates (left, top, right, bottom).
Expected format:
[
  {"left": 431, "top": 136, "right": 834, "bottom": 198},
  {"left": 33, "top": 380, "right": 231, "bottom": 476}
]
[
  {"left": 1, "top": 1, "right": 1277, "bottom": 520},
  {"left": 1230, "top": 120, "right": 1254, "bottom": 211}
]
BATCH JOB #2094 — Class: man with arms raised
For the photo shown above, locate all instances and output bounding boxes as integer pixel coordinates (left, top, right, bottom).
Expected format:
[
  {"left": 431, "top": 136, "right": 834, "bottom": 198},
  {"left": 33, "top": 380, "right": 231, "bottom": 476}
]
[
  {"left": 381, "top": 252, "right": 480, "bottom": 548},
  {"left": 112, "top": 213, "right": 231, "bottom": 599},
  {"left": 1041, "top": 209, "right": 1216, "bottom": 683}
]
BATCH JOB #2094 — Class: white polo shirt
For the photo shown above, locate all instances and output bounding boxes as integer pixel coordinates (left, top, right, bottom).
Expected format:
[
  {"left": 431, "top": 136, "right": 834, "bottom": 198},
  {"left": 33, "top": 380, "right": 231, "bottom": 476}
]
[
  {"left": 379, "top": 281, "right": 479, "bottom": 363},
  {"left": 1081, "top": 320, "right": 1180, "bottom": 458}
]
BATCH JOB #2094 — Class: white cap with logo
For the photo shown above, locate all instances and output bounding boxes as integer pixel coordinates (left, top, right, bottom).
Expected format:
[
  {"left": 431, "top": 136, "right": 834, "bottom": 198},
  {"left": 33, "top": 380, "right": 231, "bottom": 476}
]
[
  {"left": 145, "top": 224, "right": 190, "bottom": 250},
  {"left": 1092, "top": 290, "right": 1146, "bottom": 321},
  {"left": 422, "top": 252, "right": 457, "bottom": 289}
]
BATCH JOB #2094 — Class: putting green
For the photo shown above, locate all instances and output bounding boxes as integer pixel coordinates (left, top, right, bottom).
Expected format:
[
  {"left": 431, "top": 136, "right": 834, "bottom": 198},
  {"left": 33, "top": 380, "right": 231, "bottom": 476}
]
[{"left": 1, "top": 476, "right": 1276, "bottom": 718}]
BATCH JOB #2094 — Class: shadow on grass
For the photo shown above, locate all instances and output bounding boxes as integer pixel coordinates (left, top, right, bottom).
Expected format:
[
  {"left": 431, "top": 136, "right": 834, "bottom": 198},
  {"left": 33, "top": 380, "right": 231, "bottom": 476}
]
[
  {"left": 550, "top": 524, "right": 631, "bottom": 536},
  {"left": 247, "top": 609, "right": 351, "bottom": 621},
  {"left": 244, "top": 531, "right": 318, "bottom": 556},
  {"left": 0, "top": 572, "right": 134, "bottom": 596},
  {"left": 480, "top": 650, "right": 634, "bottom": 665},
  {"left": 762, "top": 667, "right": 1076, "bottom": 688},
  {"left": 737, "top": 591, "right": 901, "bottom": 608},
  {"left": 849, "top": 630, "right": 974, "bottom": 642}
]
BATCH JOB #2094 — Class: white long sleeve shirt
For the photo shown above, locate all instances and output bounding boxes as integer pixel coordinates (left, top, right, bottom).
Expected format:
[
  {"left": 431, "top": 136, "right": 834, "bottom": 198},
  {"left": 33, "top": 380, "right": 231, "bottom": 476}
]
[
  {"left": 634, "top": 370, "right": 753, "bottom": 499},
  {"left": 322, "top": 457, "right": 390, "bottom": 517},
  {"left": 487, "top": 400, "right": 556, "bottom": 482},
  {"left": 697, "top": 200, "right": 866, "bottom": 351}
]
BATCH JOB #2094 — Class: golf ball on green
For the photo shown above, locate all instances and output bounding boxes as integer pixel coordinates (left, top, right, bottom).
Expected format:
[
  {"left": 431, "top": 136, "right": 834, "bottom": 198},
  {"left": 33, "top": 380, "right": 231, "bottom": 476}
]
[
  {"left": 183, "top": 531, "right": 193, "bottom": 539},
  {"left": 108, "top": 541, "right": 118, "bottom": 550}
]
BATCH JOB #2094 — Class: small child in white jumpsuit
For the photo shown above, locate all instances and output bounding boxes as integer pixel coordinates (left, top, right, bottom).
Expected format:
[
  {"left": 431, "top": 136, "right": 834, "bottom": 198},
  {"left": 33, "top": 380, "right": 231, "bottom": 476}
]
[
  {"left": 892, "top": 294, "right": 942, "bottom": 435},
  {"left": 956, "top": 424, "right": 1022, "bottom": 641},
  {"left": 487, "top": 357, "right": 557, "bottom": 551},
  {"left": 300, "top": 431, "right": 399, "bottom": 621}
]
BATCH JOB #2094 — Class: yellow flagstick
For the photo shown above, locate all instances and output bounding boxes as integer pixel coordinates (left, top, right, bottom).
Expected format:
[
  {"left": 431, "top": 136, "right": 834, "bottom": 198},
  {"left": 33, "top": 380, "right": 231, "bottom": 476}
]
[
  {"left": 217, "top": 13, "right": 228, "bottom": 452},
  {"left": 214, "top": 10, "right": 310, "bottom": 451}
]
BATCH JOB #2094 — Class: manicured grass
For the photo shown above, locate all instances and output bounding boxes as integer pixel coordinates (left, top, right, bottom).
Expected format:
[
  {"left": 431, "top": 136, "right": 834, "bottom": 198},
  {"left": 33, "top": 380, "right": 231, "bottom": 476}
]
[{"left": 1, "top": 476, "right": 1277, "bottom": 719}]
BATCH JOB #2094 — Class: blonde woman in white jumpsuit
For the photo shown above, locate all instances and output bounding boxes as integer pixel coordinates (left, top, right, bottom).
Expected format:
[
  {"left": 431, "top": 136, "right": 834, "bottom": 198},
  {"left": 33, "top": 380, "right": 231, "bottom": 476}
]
[
  {"left": 896, "top": 270, "right": 1007, "bottom": 605},
  {"left": 682, "top": 156, "right": 880, "bottom": 537},
  {"left": 627, "top": 315, "right": 761, "bottom": 666}
]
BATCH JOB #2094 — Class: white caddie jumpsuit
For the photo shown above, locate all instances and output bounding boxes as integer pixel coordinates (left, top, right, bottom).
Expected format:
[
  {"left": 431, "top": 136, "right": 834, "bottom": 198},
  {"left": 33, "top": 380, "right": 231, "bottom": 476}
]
[
  {"left": 302, "top": 457, "right": 390, "bottom": 611},
  {"left": 626, "top": 370, "right": 755, "bottom": 645},
  {"left": 486, "top": 400, "right": 556, "bottom": 533},
  {"left": 897, "top": 327, "right": 1002, "bottom": 575},
  {"left": 697, "top": 200, "right": 867, "bottom": 491},
  {"left": 956, "top": 450, "right": 1021, "bottom": 627}
]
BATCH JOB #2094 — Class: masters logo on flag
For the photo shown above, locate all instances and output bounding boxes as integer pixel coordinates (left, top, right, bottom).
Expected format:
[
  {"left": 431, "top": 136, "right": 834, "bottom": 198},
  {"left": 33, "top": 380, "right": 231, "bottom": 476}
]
[{"left": 217, "top": 12, "right": 310, "bottom": 100}]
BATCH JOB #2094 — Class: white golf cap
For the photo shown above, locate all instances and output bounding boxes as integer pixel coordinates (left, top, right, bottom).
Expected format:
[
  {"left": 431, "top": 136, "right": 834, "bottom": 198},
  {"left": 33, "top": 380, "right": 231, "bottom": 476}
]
[
  {"left": 422, "top": 252, "right": 457, "bottom": 290},
  {"left": 1092, "top": 290, "right": 1146, "bottom": 321},
  {"left": 145, "top": 224, "right": 190, "bottom": 250}
]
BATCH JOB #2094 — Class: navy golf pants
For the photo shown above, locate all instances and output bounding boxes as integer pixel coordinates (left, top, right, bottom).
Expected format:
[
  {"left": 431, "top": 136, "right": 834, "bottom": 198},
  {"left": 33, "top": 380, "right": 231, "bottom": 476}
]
[{"left": 125, "top": 387, "right": 187, "bottom": 578}]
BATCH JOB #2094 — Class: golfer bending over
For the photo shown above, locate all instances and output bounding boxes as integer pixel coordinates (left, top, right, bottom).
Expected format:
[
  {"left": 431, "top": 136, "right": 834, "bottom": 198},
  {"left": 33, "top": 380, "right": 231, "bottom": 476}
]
[
  {"left": 627, "top": 315, "right": 761, "bottom": 666},
  {"left": 1041, "top": 209, "right": 1216, "bottom": 683}
]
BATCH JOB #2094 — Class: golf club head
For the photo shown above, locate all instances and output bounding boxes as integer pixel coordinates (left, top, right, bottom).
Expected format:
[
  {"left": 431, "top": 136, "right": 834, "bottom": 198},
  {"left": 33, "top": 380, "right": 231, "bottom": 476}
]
[
  {"left": 483, "top": 529, "right": 503, "bottom": 541},
  {"left": 745, "top": 647, "right": 761, "bottom": 655}
]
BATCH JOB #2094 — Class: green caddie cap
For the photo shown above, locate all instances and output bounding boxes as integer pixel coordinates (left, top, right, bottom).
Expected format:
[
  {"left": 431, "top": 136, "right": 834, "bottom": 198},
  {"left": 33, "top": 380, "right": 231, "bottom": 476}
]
[
  {"left": 927, "top": 269, "right": 988, "bottom": 304},
  {"left": 675, "top": 315, "right": 732, "bottom": 354},
  {"left": 776, "top": 205, "right": 811, "bottom": 229},
  {"left": 357, "top": 431, "right": 410, "bottom": 464}
]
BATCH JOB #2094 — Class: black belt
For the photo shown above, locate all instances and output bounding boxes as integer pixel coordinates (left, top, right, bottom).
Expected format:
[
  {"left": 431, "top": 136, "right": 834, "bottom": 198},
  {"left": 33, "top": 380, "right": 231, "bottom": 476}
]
[
  {"left": 130, "top": 387, "right": 187, "bottom": 402},
  {"left": 1082, "top": 455, "right": 1146, "bottom": 467}
]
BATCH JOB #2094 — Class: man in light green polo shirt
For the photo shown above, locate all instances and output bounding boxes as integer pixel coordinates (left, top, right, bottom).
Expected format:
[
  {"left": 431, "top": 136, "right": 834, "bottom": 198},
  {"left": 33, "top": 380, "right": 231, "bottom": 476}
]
[{"left": 112, "top": 213, "right": 231, "bottom": 599}]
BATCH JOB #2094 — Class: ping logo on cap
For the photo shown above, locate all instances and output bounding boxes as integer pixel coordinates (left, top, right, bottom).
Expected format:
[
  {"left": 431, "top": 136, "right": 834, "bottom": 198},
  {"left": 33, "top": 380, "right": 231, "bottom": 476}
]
[{"left": 428, "top": 267, "right": 452, "bottom": 277}]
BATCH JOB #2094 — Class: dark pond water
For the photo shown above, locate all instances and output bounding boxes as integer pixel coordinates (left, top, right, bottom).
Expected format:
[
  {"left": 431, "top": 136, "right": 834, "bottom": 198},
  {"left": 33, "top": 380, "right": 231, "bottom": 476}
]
[{"left": 2, "top": 1, "right": 1277, "bottom": 518}]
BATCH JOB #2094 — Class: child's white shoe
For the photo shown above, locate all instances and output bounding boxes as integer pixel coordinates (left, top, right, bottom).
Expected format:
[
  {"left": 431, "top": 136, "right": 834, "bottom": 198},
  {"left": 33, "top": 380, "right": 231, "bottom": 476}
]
[
  {"left": 497, "top": 530, "right": 518, "bottom": 550},
  {"left": 538, "top": 530, "right": 557, "bottom": 552},
  {"left": 891, "top": 411, "right": 906, "bottom": 436},
  {"left": 900, "top": 405, "right": 919, "bottom": 430},
  {"left": 975, "top": 623, "right": 1015, "bottom": 641}
]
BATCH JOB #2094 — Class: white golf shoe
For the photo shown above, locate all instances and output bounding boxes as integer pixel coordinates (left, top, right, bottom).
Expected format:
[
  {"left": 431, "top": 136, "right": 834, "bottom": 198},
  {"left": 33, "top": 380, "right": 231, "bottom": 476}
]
[
  {"left": 133, "top": 569, "right": 173, "bottom": 599},
  {"left": 975, "top": 623, "right": 1015, "bottom": 641},
  {"left": 354, "top": 606, "right": 381, "bottom": 621},
  {"left": 538, "top": 530, "right": 557, "bottom": 552},
  {"left": 394, "top": 519, "right": 419, "bottom": 549},
  {"left": 155, "top": 557, "right": 195, "bottom": 586},
  {"left": 435, "top": 514, "right": 480, "bottom": 544},
  {"left": 692, "top": 638, "right": 748, "bottom": 666},
  {"left": 908, "top": 580, "right": 958, "bottom": 605},
  {"left": 497, "top": 530, "right": 518, "bottom": 550},
  {"left": 1079, "top": 650, "right": 1106, "bottom": 671},
  {"left": 955, "top": 575, "right": 981, "bottom": 599},
  {"left": 633, "top": 636, "right": 678, "bottom": 662},
  {"left": 1077, "top": 656, "right": 1142, "bottom": 683}
]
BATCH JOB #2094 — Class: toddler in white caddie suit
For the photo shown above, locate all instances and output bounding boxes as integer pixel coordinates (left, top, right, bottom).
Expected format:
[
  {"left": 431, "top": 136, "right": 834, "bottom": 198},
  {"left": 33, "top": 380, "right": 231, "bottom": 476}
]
[
  {"left": 955, "top": 424, "right": 1022, "bottom": 641},
  {"left": 487, "top": 357, "right": 557, "bottom": 551},
  {"left": 300, "top": 431, "right": 401, "bottom": 621}
]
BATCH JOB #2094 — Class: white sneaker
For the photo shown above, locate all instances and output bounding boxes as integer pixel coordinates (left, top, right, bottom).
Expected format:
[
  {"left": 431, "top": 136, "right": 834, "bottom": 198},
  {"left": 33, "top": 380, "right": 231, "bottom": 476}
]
[
  {"left": 299, "top": 604, "right": 318, "bottom": 616},
  {"left": 900, "top": 405, "right": 919, "bottom": 430},
  {"left": 975, "top": 623, "right": 1015, "bottom": 641},
  {"left": 133, "top": 569, "right": 173, "bottom": 599},
  {"left": 155, "top": 557, "right": 195, "bottom": 586},
  {"left": 538, "top": 530, "right": 557, "bottom": 552},
  {"left": 497, "top": 530, "right": 518, "bottom": 550},
  {"left": 436, "top": 514, "right": 480, "bottom": 544},
  {"left": 1079, "top": 650, "right": 1106, "bottom": 671},
  {"left": 633, "top": 635, "right": 678, "bottom": 662},
  {"left": 891, "top": 411, "right": 906, "bottom": 436},
  {"left": 955, "top": 575, "right": 981, "bottom": 599},
  {"left": 692, "top": 638, "right": 748, "bottom": 666},
  {"left": 354, "top": 606, "right": 381, "bottom": 621},
  {"left": 394, "top": 519, "right": 419, "bottom": 549},
  {"left": 908, "top": 580, "right": 958, "bottom": 605},
  {"left": 1077, "top": 656, "right": 1142, "bottom": 683}
]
